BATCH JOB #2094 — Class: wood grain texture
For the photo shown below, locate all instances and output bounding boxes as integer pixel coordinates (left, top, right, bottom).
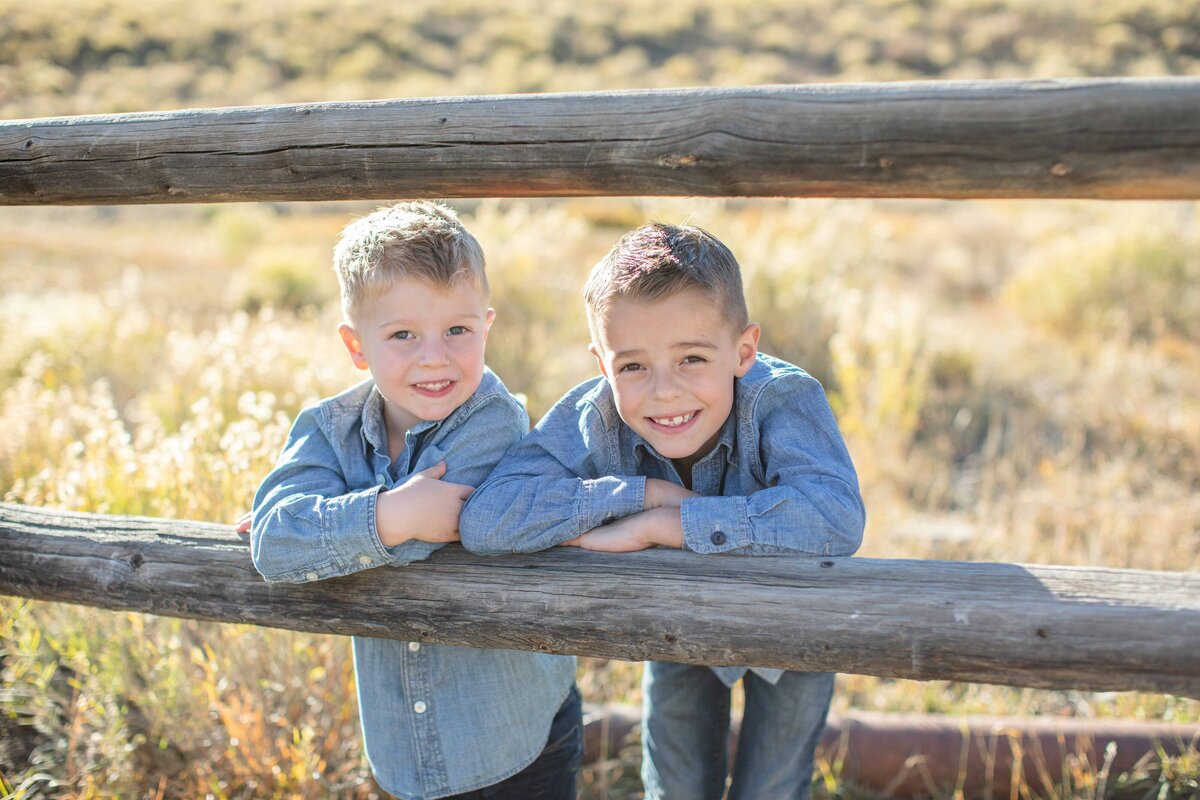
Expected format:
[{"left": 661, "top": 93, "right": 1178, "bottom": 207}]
[
  {"left": 2, "top": 79, "right": 1198, "bottom": 204},
  {"left": 2, "top": 503, "right": 1197, "bottom": 696}
]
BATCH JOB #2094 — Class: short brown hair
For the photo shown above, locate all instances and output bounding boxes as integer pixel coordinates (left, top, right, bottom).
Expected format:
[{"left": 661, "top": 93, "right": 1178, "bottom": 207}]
[
  {"left": 333, "top": 201, "right": 487, "bottom": 320},
  {"left": 584, "top": 223, "right": 748, "bottom": 341}
]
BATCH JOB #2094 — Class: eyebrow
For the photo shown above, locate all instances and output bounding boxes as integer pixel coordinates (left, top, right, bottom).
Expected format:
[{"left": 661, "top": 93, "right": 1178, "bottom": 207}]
[
  {"left": 375, "top": 312, "right": 483, "bottom": 330},
  {"left": 612, "top": 340, "right": 719, "bottom": 359}
]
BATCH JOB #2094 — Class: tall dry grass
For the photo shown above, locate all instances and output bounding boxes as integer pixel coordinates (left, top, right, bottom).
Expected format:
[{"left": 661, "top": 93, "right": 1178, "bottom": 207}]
[{"left": 1, "top": 199, "right": 1198, "bottom": 798}]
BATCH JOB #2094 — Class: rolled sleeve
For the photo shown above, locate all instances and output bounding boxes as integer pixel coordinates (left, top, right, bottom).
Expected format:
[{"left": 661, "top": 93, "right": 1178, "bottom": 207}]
[
  {"left": 680, "top": 495, "right": 752, "bottom": 553},
  {"left": 582, "top": 475, "right": 646, "bottom": 531},
  {"left": 252, "top": 480, "right": 393, "bottom": 583},
  {"left": 251, "top": 408, "right": 421, "bottom": 582}
]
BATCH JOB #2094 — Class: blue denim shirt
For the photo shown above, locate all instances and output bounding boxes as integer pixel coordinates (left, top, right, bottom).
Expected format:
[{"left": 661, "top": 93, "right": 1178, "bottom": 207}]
[
  {"left": 461, "top": 353, "right": 865, "bottom": 686},
  {"left": 250, "top": 369, "right": 577, "bottom": 800}
]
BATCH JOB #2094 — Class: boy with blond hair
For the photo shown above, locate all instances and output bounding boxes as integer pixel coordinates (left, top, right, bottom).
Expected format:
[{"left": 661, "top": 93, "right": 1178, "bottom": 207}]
[
  {"left": 250, "top": 202, "right": 580, "bottom": 800},
  {"left": 461, "top": 222, "right": 865, "bottom": 800}
]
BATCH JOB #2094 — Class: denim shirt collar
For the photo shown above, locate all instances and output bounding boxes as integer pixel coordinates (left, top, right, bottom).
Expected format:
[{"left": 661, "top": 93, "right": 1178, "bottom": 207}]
[{"left": 358, "top": 385, "right": 443, "bottom": 463}]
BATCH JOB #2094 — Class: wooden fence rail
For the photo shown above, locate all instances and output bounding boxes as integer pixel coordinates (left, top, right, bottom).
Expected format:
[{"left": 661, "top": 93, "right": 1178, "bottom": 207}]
[
  {"left": 3, "top": 78, "right": 1200, "bottom": 204},
  {"left": 2, "top": 503, "right": 1198, "bottom": 698}
]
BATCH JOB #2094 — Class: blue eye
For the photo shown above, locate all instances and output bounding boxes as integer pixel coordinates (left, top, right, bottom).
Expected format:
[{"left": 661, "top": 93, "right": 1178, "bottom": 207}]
[
  {"left": 683, "top": 355, "right": 706, "bottom": 364},
  {"left": 448, "top": 325, "right": 468, "bottom": 335},
  {"left": 391, "top": 330, "right": 414, "bottom": 340}
]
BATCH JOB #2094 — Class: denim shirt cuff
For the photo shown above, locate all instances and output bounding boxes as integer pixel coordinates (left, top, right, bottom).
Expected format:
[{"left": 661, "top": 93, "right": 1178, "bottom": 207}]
[
  {"left": 680, "top": 496, "right": 751, "bottom": 553},
  {"left": 582, "top": 475, "right": 646, "bottom": 532},
  {"left": 324, "top": 483, "right": 397, "bottom": 570}
]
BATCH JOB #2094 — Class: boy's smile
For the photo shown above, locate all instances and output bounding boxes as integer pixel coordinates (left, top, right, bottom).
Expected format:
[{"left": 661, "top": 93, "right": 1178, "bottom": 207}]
[
  {"left": 591, "top": 289, "right": 759, "bottom": 479},
  {"left": 339, "top": 276, "right": 494, "bottom": 446}
]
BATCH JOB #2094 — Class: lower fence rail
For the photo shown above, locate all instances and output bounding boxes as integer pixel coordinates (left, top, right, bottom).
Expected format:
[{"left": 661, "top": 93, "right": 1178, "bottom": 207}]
[{"left": 1, "top": 502, "right": 1197, "bottom": 697}]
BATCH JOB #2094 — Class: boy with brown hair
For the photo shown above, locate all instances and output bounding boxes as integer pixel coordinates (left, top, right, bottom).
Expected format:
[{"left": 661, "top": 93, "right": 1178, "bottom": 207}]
[
  {"left": 250, "top": 202, "right": 580, "bottom": 800},
  {"left": 461, "top": 222, "right": 865, "bottom": 799}
]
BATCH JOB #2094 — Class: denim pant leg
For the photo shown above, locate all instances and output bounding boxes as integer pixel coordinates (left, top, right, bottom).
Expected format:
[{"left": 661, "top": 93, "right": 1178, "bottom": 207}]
[
  {"left": 641, "top": 661, "right": 732, "bottom": 800},
  {"left": 445, "top": 685, "right": 583, "bottom": 800},
  {"left": 727, "top": 670, "right": 834, "bottom": 800}
]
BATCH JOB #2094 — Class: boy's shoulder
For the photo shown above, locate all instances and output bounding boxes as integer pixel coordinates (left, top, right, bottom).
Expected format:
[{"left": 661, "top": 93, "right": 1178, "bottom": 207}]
[
  {"left": 448, "top": 366, "right": 529, "bottom": 426},
  {"left": 737, "top": 352, "right": 825, "bottom": 414},
  {"left": 543, "top": 375, "right": 623, "bottom": 433},
  {"left": 306, "top": 377, "right": 377, "bottom": 424},
  {"left": 742, "top": 351, "right": 814, "bottom": 386}
]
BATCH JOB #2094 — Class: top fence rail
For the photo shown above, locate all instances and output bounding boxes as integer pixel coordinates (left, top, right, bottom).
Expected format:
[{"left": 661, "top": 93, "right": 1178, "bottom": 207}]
[{"left": 2, "top": 78, "right": 1199, "bottom": 205}]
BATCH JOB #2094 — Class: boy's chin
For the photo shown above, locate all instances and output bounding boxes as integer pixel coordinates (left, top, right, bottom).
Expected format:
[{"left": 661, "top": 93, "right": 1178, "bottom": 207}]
[{"left": 639, "top": 433, "right": 703, "bottom": 461}]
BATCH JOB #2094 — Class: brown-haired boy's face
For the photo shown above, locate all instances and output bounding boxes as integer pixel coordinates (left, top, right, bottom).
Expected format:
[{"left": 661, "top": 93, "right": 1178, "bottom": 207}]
[{"left": 590, "top": 289, "right": 759, "bottom": 474}]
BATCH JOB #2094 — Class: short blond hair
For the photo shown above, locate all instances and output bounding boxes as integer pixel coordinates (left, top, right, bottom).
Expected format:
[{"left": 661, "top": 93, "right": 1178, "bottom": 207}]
[
  {"left": 333, "top": 201, "right": 487, "bottom": 320},
  {"left": 584, "top": 223, "right": 748, "bottom": 341}
]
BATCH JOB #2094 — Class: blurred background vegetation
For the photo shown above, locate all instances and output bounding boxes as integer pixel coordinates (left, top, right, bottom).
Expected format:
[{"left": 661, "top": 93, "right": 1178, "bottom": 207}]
[{"left": 1, "top": 0, "right": 1199, "bottom": 797}]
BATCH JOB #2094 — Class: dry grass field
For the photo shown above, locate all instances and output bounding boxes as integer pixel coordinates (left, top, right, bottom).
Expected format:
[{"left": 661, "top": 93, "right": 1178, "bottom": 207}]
[{"left": 2, "top": 0, "right": 1199, "bottom": 797}]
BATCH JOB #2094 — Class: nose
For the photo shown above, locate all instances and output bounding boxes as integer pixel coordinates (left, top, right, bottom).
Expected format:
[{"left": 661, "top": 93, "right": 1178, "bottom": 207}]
[
  {"left": 417, "top": 337, "right": 449, "bottom": 367},
  {"left": 651, "top": 370, "right": 680, "bottom": 401}
]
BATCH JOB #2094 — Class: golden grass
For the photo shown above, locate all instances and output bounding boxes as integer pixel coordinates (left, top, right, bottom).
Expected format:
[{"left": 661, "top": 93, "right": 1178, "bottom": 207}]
[
  {"left": 3, "top": 0, "right": 1200, "bottom": 792},
  {"left": 1, "top": 199, "right": 1197, "bottom": 798}
]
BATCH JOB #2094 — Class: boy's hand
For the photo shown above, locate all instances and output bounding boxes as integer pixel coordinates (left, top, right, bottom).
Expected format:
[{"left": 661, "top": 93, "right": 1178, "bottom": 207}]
[
  {"left": 643, "top": 478, "right": 698, "bottom": 510},
  {"left": 376, "top": 462, "right": 474, "bottom": 547},
  {"left": 575, "top": 507, "right": 684, "bottom": 552},
  {"left": 234, "top": 512, "right": 251, "bottom": 535}
]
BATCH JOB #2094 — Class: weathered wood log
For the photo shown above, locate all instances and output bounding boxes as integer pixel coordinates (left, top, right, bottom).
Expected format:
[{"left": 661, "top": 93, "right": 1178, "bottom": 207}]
[
  {"left": 1, "top": 502, "right": 1198, "bottom": 697},
  {"left": 2, "top": 79, "right": 1198, "bottom": 204}
]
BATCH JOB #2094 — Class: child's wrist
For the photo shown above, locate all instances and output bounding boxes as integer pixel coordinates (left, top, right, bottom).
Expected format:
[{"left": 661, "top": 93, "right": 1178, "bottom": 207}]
[
  {"left": 649, "top": 506, "right": 684, "bottom": 548},
  {"left": 375, "top": 492, "right": 414, "bottom": 547}
]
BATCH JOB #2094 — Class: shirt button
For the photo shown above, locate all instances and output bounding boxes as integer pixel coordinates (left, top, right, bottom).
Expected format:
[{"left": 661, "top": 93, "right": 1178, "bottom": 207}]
[
  {"left": 413, "top": 701, "right": 427, "bottom": 714},
  {"left": 408, "top": 642, "right": 421, "bottom": 652},
  {"left": 376, "top": 473, "right": 387, "bottom": 484},
  {"left": 357, "top": 554, "right": 372, "bottom": 566},
  {"left": 304, "top": 571, "right": 319, "bottom": 582},
  {"left": 710, "top": 531, "right": 727, "bottom": 546}
]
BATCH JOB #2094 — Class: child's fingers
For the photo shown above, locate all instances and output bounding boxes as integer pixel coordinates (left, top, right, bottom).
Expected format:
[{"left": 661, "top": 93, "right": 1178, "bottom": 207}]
[
  {"left": 415, "top": 461, "right": 448, "bottom": 479},
  {"left": 558, "top": 536, "right": 582, "bottom": 547},
  {"left": 234, "top": 512, "right": 252, "bottom": 535}
]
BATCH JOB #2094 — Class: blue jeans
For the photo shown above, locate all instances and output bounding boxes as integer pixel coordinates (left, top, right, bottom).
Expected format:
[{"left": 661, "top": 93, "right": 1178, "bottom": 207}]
[
  {"left": 641, "top": 663, "right": 834, "bottom": 800},
  {"left": 443, "top": 684, "right": 582, "bottom": 800}
]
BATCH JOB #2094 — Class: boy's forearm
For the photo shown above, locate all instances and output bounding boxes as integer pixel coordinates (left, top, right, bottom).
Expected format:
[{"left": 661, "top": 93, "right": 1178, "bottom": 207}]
[
  {"left": 576, "top": 507, "right": 684, "bottom": 552},
  {"left": 679, "top": 480, "right": 865, "bottom": 555},
  {"left": 251, "top": 485, "right": 421, "bottom": 582},
  {"left": 461, "top": 473, "right": 647, "bottom": 554}
]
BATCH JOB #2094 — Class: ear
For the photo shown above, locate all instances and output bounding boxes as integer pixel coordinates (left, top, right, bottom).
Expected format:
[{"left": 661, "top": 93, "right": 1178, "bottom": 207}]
[
  {"left": 588, "top": 343, "right": 611, "bottom": 380},
  {"left": 733, "top": 323, "right": 760, "bottom": 378},
  {"left": 338, "top": 322, "right": 370, "bottom": 371},
  {"left": 482, "top": 308, "right": 496, "bottom": 341}
]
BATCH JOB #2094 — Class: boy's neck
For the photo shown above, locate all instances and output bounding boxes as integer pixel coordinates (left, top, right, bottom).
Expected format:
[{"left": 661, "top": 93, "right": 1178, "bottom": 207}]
[
  {"left": 670, "top": 422, "right": 727, "bottom": 490},
  {"left": 383, "top": 417, "right": 407, "bottom": 463}
]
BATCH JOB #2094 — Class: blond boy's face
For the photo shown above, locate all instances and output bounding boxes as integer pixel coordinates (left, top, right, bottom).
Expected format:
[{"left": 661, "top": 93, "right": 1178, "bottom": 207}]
[
  {"left": 590, "top": 289, "right": 759, "bottom": 475},
  {"left": 339, "top": 276, "right": 493, "bottom": 437}
]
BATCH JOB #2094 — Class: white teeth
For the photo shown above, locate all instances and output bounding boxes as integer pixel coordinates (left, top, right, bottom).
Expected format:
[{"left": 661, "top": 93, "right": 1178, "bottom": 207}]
[
  {"left": 416, "top": 381, "right": 451, "bottom": 391},
  {"left": 651, "top": 412, "right": 695, "bottom": 427}
]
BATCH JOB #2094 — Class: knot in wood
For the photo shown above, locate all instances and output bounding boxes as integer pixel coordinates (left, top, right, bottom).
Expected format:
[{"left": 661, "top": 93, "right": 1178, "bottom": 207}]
[{"left": 657, "top": 153, "right": 700, "bottom": 169}]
